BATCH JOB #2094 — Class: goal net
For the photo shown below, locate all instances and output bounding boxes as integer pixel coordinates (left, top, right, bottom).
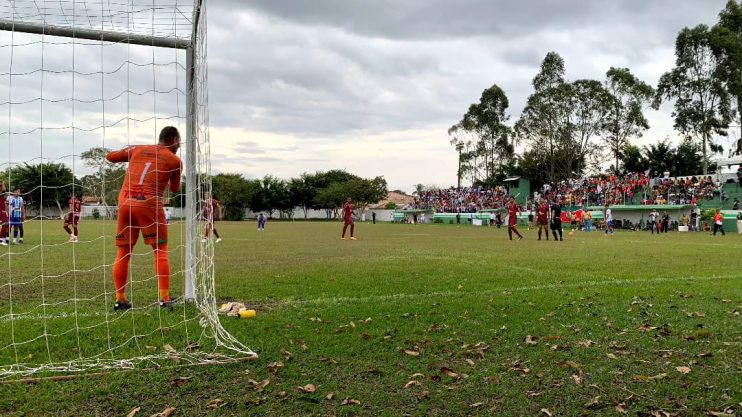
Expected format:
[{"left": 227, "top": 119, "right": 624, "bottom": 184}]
[{"left": 0, "top": 0, "right": 254, "bottom": 379}]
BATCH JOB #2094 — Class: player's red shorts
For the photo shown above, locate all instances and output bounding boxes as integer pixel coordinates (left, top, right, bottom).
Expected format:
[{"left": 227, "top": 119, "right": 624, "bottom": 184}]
[
  {"left": 537, "top": 217, "right": 548, "bottom": 226},
  {"left": 508, "top": 215, "right": 517, "bottom": 227},
  {"left": 115, "top": 199, "right": 167, "bottom": 247},
  {"left": 0, "top": 210, "right": 7, "bottom": 237},
  {"left": 64, "top": 213, "right": 80, "bottom": 226},
  {"left": 343, "top": 217, "right": 354, "bottom": 225}
]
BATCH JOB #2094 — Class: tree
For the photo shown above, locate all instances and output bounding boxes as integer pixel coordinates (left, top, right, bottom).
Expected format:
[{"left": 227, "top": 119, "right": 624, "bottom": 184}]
[
  {"left": 603, "top": 67, "right": 655, "bottom": 171},
  {"left": 80, "top": 147, "right": 127, "bottom": 205},
  {"left": 212, "top": 173, "right": 254, "bottom": 220},
  {"left": 449, "top": 84, "right": 514, "bottom": 184},
  {"left": 6, "top": 163, "right": 75, "bottom": 216},
  {"left": 248, "top": 175, "right": 290, "bottom": 219},
  {"left": 711, "top": 1, "right": 742, "bottom": 147},
  {"left": 314, "top": 182, "right": 346, "bottom": 219},
  {"left": 345, "top": 177, "right": 388, "bottom": 211},
  {"left": 619, "top": 145, "right": 648, "bottom": 174},
  {"left": 656, "top": 24, "right": 732, "bottom": 174},
  {"left": 643, "top": 140, "right": 677, "bottom": 176},
  {"left": 674, "top": 137, "right": 705, "bottom": 175},
  {"left": 288, "top": 174, "right": 317, "bottom": 218},
  {"left": 515, "top": 52, "right": 572, "bottom": 183},
  {"left": 566, "top": 79, "right": 615, "bottom": 175}
]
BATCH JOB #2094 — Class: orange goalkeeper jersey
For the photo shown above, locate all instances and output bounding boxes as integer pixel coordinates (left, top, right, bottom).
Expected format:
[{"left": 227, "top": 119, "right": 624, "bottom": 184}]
[{"left": 107, "top": 145, "right": 182, "bottom": 206}]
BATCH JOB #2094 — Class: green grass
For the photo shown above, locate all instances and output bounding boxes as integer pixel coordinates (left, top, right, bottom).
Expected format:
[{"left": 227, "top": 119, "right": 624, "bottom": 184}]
[{"left": 0, "top": 220, "right": 740, "bottom": 416}]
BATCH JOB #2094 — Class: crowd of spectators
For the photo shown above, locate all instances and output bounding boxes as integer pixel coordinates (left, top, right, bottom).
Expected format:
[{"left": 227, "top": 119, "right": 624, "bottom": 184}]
[
  {"left": 408, "top": 173, "right": 725, "bottom": 212},
  {"left": 410, "top": 186, "right": 510, "bottom": 213}
]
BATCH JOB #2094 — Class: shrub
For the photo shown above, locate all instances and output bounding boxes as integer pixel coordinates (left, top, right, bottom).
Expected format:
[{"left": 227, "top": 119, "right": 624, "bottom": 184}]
[
  {"left": 385, "top": 202, "right": 397, "bottom": 210},
  {"left": 92, "top": 208, "right": 100, "bottom": 220}
]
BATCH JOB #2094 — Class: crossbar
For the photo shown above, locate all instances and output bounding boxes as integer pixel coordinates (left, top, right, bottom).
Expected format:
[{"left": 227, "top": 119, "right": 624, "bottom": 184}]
[{"left": 0, "top": 19, "right": 190, "bottom": 49}]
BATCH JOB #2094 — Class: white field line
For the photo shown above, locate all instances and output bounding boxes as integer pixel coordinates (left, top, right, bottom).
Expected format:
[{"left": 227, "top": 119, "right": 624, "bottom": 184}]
[{"left": 4, "top": 273, "right": 738, "bottom": 322}]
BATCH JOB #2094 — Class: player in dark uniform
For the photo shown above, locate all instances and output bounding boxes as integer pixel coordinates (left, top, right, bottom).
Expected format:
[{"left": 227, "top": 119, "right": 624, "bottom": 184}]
[
  {"left": 536, "top": 197, "right": 549, "bottom": 241},
  {"left": 202, "top": 191, "right": 223, "bottom": 243},
  {"left": 507, "top": 196, "right": 523, "bottom": 241},
  {"left": 550, "top": 199, "right": 563, "bottom": 241},
  {"left": 341, "top": 197, "right": 356, "bottom": 240},
  {"left": 63, "top": 194, "right": 82, "bottom": 242}
]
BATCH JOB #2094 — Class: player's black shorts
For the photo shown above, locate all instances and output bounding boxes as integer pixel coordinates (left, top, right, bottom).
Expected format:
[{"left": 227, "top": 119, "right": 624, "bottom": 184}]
[{"left": 550, "top": 220, "right": 562, "bottom": 230}]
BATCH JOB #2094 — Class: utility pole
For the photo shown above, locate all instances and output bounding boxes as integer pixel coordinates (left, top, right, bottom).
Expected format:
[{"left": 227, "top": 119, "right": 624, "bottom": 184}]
[{"left": 456, "top": 142, "right": 464, "bottom": 189}]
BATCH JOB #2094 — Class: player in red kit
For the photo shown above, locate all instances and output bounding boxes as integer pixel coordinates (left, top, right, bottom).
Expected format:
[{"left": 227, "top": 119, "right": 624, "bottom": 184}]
[
  {"left": 507, "top": 196, "right": 523, "bottom": 241},
  {"left": 63, "top": 194, "right": 82, "bottom": 242},
  {"left": 106, "top": 126, "right": 182, "bottom": 311},
  {"left": 202, "top": 191, "right": 223, "bottom": 243},
  {"left": 341, "top": 197, "right": 356, "bottom": 240},
  {"left": 536, "top": 197, "right": 549, "bottom": 241}
]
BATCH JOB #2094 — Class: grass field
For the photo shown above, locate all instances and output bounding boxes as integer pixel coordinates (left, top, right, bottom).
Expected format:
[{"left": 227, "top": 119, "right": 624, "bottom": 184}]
[{"left": 0, "top": 220, "right": 741, "bottom": 416}]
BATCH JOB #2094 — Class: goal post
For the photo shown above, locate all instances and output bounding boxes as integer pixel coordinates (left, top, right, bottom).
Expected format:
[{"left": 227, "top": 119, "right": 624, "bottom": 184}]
[{"left": 0, "top": 0, "right": 254, "bottom": 379}]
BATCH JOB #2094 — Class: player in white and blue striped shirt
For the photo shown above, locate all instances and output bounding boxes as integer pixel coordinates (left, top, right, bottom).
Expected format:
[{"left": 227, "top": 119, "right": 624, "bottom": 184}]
[{"left": 6, "top": 188, "right": 25, "bottom": 244}]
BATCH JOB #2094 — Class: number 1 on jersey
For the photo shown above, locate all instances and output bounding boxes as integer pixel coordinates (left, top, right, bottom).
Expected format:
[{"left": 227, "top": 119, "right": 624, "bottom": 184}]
[{"left": 138, "top": 162, "right": 152, "bottom": 185}]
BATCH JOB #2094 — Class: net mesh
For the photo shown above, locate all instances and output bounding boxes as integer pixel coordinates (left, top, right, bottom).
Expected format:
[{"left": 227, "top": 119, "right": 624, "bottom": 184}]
[{"left": 0, "top": 0, "right": 254, "bottom": 379}]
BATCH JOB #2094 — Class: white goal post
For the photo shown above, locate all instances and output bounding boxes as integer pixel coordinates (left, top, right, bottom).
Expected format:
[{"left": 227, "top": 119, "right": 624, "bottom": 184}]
[{"left": 0, "top": 0, "right": 254, "bottom": 379}]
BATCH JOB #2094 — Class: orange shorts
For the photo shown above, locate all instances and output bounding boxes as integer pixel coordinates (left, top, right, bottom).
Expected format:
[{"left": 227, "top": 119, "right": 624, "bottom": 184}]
[{"left": 115, "top": 199, "right": 167, "bottom": 247}]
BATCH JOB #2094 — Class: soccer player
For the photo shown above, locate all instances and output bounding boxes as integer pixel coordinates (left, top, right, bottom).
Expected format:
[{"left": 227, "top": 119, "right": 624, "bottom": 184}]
[
  {"left": 164, "top": 207, "right": 172, "bottom": 225},
  {"left": 536, "top": 197, "right": 549, "bottom": 241},
  {"left": 63, "top": 194, "right": 82, "bottom": 242},
  {"left": 712, "top": 209, "right": 725, "bottom": 236},
  {"left": 202, "top": 191, "right": 222, "bottom": 243},
  {"left": 604, "top": 204, "right": 615, "bottom": 236},
  {"left": 0, "top": 181, "right": 8, "bottom": 246},
  {"left": 257, "top": 213, "right": 266, "bottom": 231},
  {"left": 649, "top": 208, "right": 658, "bottom": 234},
  {"left": 507, "top": 196, "right": 523, "bottom": 241},
  {"left": 106, "top": 126, "right": 182, "bottom": 311},
  {"left": 550, "top": 199, "right": 563, "bottom": 241},
  {"left": 341, "top": 197, "right": 356, "bottom": 240},
  {"left": 6, "top": 187, "right": 25, "bottom": 244}
]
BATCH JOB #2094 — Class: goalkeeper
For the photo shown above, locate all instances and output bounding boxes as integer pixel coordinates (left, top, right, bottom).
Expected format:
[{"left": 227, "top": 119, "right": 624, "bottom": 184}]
[{"left": 106, "top": 126, "right": 182, "bottom": 311}]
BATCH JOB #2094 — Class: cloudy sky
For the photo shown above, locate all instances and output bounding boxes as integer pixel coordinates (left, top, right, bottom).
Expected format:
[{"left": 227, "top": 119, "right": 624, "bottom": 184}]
[{"left": 0, "top": 1, "right": 734, "bottom": 192}]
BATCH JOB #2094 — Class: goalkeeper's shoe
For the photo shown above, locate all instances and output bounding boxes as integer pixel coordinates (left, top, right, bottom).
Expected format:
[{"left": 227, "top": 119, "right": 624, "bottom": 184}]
[
  {"left": 114, "top": 300, "right": 132, "bottom": 311},
  {"left": 159, "top": 297, "right": 174, "bottom": 308}
]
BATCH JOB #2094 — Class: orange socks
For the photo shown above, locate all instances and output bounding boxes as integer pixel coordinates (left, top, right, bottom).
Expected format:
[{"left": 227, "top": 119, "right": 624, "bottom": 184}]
[
  {"left": 112, "top": 246, "right": 132, "bottom": 302},
  {"left": 154, "top": 243, "right": 171, "bottom": 300},
  {"left": 112, "top": 243, "right": 171, "bottom": 302}
]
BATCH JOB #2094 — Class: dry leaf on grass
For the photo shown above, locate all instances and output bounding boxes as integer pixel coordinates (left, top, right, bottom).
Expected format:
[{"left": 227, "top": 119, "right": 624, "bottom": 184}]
[
  {"left": 639, "top": 325, "right": 658, "bottom": 332},
  {"left": 577, "top": 340, "right": 595, "bottom": 348},
  {"left": 298, "top": 383, "right": 316, "bottom": 394},
  {"left": 170, "top": 376, "right": 192, "bottom": 387},
  {"left": 616, "top": 403, "right": 628, "bottom": 414},
  {"left": 325, "top": 392, "right": 335, "bottom": 400},
  {"left": 469, "top": 402, "right": 484, "bottom": 408},
  {"left": 525, "top": 335, "right": 538, "bottom": 346},
  {"left": 706, "top": 412, "right": 735, "bottom": 417},
  {"left": 584, "top": 396, "right": 600, "bottom": 408},
  {"left": 404, "top": 349, "right": 420, "bottom": 357},
  {"left": 676, "top": 366, "right": 691, "bottom": 374},
  {"left": 572, "top": 374, "right": 583, "bottom": 386},
  {"left": 267, "top": 361, "right": 283, "bottom": 375},
  {"left": 126, "top": 407, "right": 140, "bottom": 417},
  {"left": 540, "top": 408, "right": 553, "bottom": 416},
  {"left": 150, "top": 407, "right": 176, "bottom": 417},
  {"left": 404, "top": 380, "right": 421, "bottom": 388},
  {"left": 632, "top": 373, "right": 667, "bottom": 382},
  {"left": 340, "top": 398, "right": 360, "bottom": 406},
  {"left": 206, "top": 399, "right": 225, "bottom": 410},
  {"left": 163, "top": 345, "right": 176, "bottom": 354}
]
